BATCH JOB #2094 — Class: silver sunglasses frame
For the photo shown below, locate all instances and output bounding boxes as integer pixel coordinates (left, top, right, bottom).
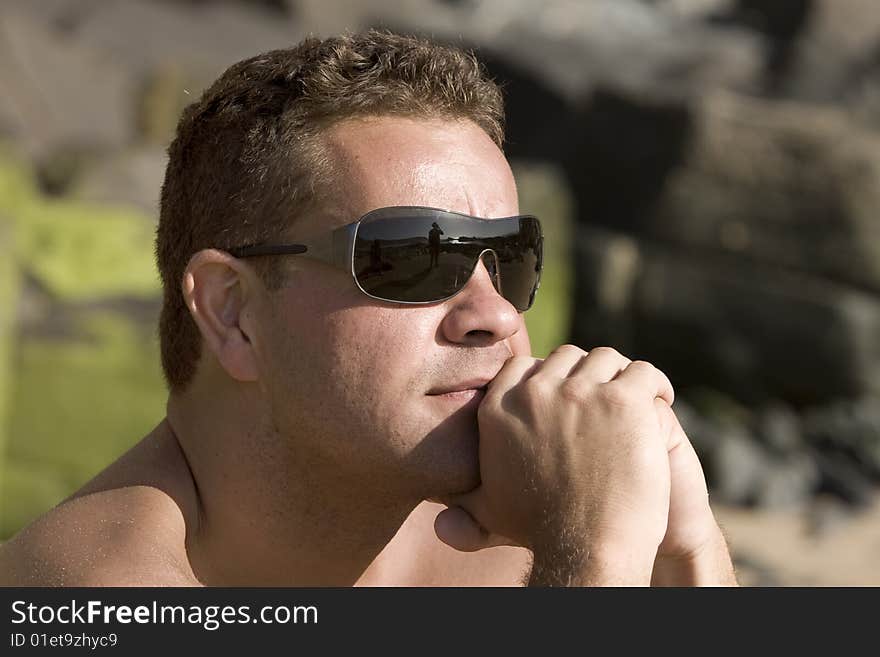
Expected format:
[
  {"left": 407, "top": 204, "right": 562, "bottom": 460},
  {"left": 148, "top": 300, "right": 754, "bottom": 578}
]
[{"left": 227, "top": 206, "right": 543, "bottom": 311}]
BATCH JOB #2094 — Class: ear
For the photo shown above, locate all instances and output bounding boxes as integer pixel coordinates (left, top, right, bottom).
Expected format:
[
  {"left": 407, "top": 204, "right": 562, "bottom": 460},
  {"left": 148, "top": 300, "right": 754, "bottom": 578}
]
[{"left": 182, "top": 249, "right": 261, "bottom": 383}]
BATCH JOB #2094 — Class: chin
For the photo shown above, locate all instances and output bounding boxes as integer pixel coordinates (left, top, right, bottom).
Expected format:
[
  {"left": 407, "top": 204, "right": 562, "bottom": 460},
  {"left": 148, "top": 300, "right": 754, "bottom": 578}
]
[{"left": 403, "top": 410, "right": 482, "bottom": 499}]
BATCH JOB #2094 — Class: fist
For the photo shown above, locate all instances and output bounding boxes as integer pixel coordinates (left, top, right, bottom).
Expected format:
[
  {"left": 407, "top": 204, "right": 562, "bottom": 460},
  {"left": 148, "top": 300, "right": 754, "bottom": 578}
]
[{"left": 440, "top": 345, "right": 679, "bottom": 580}]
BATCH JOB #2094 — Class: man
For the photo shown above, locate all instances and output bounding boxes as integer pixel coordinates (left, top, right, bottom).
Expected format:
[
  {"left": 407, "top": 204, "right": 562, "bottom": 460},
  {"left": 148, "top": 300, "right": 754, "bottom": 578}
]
[
  {"left": 428, "top": 221, "right": 444, "bottom": 268},
  {"left": 0, "top": 31, "right": 736, "bottom": 586}
]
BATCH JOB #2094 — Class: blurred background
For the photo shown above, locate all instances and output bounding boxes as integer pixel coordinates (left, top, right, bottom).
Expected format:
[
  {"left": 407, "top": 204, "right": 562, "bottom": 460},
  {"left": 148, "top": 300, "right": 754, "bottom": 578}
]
[{"left": 2, "top": 0, "right": 880, "bottom": 585}]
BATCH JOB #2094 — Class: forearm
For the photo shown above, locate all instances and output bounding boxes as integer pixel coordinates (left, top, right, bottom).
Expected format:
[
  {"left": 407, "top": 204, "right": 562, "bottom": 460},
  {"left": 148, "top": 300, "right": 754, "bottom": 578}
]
[{"left": 650, "top": 525, "right": 738, "bottom": 587}]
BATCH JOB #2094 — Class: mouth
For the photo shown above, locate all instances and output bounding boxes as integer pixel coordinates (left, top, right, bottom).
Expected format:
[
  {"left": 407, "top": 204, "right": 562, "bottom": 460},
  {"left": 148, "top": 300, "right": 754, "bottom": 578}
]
[
  {"left": 426, "top": 379, "right": 491, "bottom": 407},
  {"left": 430, "top": 388, "right": 486, "bottom": 401},
  {"left": 426, "top": 378, "right": 492, "bottom": 396}
]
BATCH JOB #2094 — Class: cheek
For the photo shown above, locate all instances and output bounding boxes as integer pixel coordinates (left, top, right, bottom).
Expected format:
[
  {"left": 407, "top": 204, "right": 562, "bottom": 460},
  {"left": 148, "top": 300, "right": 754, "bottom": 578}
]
[
  {"left": 310, "top": 307, "right": 443, "bottom": 440},
  {"left": 323, "top": 307, "right": 437, "bottom": 385},
  {"left": 259, "top": 272, "right": 440, "bottom": 415}
]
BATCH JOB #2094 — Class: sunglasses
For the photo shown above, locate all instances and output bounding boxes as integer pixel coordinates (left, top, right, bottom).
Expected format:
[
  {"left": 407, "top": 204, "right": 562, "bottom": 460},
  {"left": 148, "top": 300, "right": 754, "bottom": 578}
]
[{"left": 227, "top": 206, "right": 543, "bottom": 312}]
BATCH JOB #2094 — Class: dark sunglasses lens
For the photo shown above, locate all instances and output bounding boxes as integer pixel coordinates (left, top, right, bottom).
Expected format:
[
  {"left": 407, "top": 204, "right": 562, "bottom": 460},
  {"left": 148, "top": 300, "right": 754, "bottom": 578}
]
[
  {"left": 353, "top": 212, "right": 542, "bottom": 310},
  {"left": 496, "top": 218, "right": 543, "bottom": 311},
  {"left": 353, "top": 215, "right": 477, "bottom": 303}
]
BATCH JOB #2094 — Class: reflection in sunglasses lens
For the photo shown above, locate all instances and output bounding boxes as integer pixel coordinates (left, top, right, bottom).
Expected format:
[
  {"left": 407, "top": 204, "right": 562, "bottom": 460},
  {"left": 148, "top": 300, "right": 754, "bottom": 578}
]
[{"left": 353, "top": 213, "right": 541, "bottom": 311}]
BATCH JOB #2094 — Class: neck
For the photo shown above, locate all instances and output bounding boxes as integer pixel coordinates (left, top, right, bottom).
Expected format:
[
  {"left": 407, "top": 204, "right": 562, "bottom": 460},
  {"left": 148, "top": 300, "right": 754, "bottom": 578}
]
[{"left": 164, "top": 389, "right": 418, "bottom": 586}]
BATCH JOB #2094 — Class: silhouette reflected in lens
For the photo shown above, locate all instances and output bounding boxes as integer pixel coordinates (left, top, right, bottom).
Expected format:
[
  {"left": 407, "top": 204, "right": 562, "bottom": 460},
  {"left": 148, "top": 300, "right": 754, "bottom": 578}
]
[{"left": 352, "top": 212, "right": 542, "bottom": 309}]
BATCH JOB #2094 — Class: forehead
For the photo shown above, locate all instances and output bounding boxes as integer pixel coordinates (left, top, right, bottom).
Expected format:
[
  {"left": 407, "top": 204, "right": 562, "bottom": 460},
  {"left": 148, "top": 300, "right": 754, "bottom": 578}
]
[{"left": 301, "top": 116, "right": 519, "bottom": 235}]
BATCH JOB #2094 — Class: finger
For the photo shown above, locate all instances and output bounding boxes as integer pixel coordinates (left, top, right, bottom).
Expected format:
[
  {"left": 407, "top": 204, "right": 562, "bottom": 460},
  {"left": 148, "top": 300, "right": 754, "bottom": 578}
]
[
  {"left": 667, "top": 431, "right": 708, "bottom": 500},
  {"left": 661, "top": 407, "right": 709, "bottom": 501},
  {"left": 433, "top": 506, "right": 515, "bottom": 552},
  {"left": 666, "top": 433, "right": 710, "bottom": 515},
  {"left": 486, "top": 355, "right": 541, "bottom": 397},
  {"left": 442, "top": 487, "right": 495, "bottom": 535},
  {"left": 568, "top": 346, "right": 632, "bottom": 383},
  {"left": 659, "top": 418, "right": 713, "bottom": 557},
  {"left": 654, "top": 398, "right": 684, "bottom": 451},
  {"left": 529, "top": 344, "right": 587, "bottom": 381},
  {"left": 613, "top": 360, "right": 674, "bottom": 406}
]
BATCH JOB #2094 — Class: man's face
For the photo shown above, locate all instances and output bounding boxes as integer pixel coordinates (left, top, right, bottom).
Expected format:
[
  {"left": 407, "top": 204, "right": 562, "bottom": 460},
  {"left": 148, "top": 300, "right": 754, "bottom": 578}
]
[{"left": 251, "top": 116, "right": 531, "bottom": 500}]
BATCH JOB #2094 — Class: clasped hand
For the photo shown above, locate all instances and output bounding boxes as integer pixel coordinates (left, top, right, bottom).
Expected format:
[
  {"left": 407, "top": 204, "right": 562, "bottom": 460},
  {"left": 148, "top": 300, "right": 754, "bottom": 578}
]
[{"left": 433, "top": 345, "right": 728, "bottom": 586}]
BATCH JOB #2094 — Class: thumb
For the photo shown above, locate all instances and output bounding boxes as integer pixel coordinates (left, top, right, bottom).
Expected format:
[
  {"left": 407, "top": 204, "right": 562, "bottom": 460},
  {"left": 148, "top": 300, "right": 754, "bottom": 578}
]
[
  {"left": 433, "top": 488, "right": 516, "bottom": 552},
  {"left": 434, "top": 505, "right": 515, "bottom": 552},
  {"left": 434, "top": 505, "right": 491, "bottom": 552}
]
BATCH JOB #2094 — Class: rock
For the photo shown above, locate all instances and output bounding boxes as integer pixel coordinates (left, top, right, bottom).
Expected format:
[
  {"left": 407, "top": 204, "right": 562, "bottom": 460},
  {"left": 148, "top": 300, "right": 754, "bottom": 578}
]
[
  {"left": 655, "top": 0, "right": 737, "bottom": 21},
  {"left": 729, "top": 552, "right": 784, "bottom": 586},
  {"left": 684, "top": 386, "right": 754, "bottom": 430},
  {"left": 570, "top": 224, "right": 641, "bottom": 355},
  {"left": 649, "top": 91, "right": 880, "bottom": 294},
  {"left": 73, "top": 147, "right": 167, "bottom": 216},
  {"left": 670, "top": 397, "right": 719, "bottom": 463},
  {"left": 846, "top": 47, "right": 880, "bottom": 130},
  {"left": 134, "top": 64, "right": 207, "bottom": 146},
  {"left": 672, "top": 392, "right": 779, "bottom": 502},
  {"left": 294, "top": 1, "right": 763, "bottom": 101},
  {"left": 724, "top": 0, "right": 812, "bottom": 42},
  {"left": 707, "top": 0, "right": 812, "bottom": 89},
  {"left": 0, "top": 11, "right": 137, "bottom": 157},
  {"left": 806, "top": 494, "right": 855, "bottom": 538},
  {"left": 55, "top": 0, "right": 303, "bottom": 77},
  {"left": 808, "top": 448, "right": 875, "bottom": 507},
  {"left": 753, "top": 451, "right": 819, "bottom": 509},
  {"left": 560, "top": 89, "right": 696, "bottom": 236},
  {"left": 783, "top": 0, "right": 880, "bottom": 102},
  {"left": 297, "top": 0, "right": 463, "bottom": 38},
  {"left": 471, "top": 0, "right": 763, "bottom": 102},
  {"left": 571, "top": 225, "right": 880, "bottom": 405},
  {"left": 32, "top": 145, "right": 103, "bottom": 198},
  {"left": 1, "top": 0, "right": 304, "bottom": 154},
  {"left": 2, "top": 149, "right": 159, "bottom": 302},
  {"left": 706, "top": 426, "right": 769, "bottom": 505},
  {"left": 1, "top": 0, "right": 85, "bottom": 32},
  {"left": 755, "top": 402, "right": 803, "bottom": 454},
  {"left": 673, "top": 393, "right": 773, "bottom": 506},
  {"left": 802, "top": 397, "right": 880, "bottom": 481}
]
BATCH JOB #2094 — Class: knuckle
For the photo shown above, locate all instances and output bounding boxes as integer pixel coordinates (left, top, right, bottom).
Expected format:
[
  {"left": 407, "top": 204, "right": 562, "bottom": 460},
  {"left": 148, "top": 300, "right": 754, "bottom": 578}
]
[
  {"left": 517, "top": 377, "right": 557, "bottom": 419},
  {"left": 628, "top": 360, "right": 674, "bottom": 391},
  {"left": 550, "top": 343, "right": 586, "bottom": 357},
  {"left": 627, "top": 360, "right": 656, "bottom": 373},
  {"left": 598, "top": 381, "right": 636, "bottom": 408},
  {"left": 499, "top": 356, "right": 537, "bottom": 377},
  {"left": 589, "top": 346, "right": 631, "bottom": 366},
  {"left": 523, "top": 374, "right": 554, "bottom": 398},
  {"left": 559, "top": 377, "right": 590, "bottom": 403}
]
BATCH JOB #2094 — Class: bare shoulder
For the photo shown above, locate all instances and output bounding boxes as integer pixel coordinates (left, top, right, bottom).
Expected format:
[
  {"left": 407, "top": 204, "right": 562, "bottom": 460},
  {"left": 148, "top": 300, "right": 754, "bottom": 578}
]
[{"left": 0, "top": 485, "right": 199, "bottom": 587}]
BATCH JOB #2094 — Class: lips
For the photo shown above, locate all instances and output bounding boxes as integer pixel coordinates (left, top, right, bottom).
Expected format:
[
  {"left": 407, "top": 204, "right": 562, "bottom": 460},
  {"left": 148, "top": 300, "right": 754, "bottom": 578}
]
[{"left": 426, "top": 378, "right": 492, "bottom": 396}]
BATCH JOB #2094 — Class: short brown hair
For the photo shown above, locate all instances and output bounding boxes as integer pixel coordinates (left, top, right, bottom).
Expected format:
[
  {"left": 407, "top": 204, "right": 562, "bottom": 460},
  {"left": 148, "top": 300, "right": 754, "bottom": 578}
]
[{"left": 156, "top": 30, "right": 505, "bottom": 391}]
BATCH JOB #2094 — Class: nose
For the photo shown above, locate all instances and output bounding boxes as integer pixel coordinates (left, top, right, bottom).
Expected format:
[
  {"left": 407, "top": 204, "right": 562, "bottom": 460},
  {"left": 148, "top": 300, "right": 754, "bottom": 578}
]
[{"left": 439, "top": 254, "right": 522, "bottom": 347}]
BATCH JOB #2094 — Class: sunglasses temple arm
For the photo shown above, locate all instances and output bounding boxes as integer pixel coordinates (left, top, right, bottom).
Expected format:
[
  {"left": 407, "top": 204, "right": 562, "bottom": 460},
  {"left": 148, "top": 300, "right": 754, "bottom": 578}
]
[{"left": 289, "top": 224, "right": 357, "bottom": 270}]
